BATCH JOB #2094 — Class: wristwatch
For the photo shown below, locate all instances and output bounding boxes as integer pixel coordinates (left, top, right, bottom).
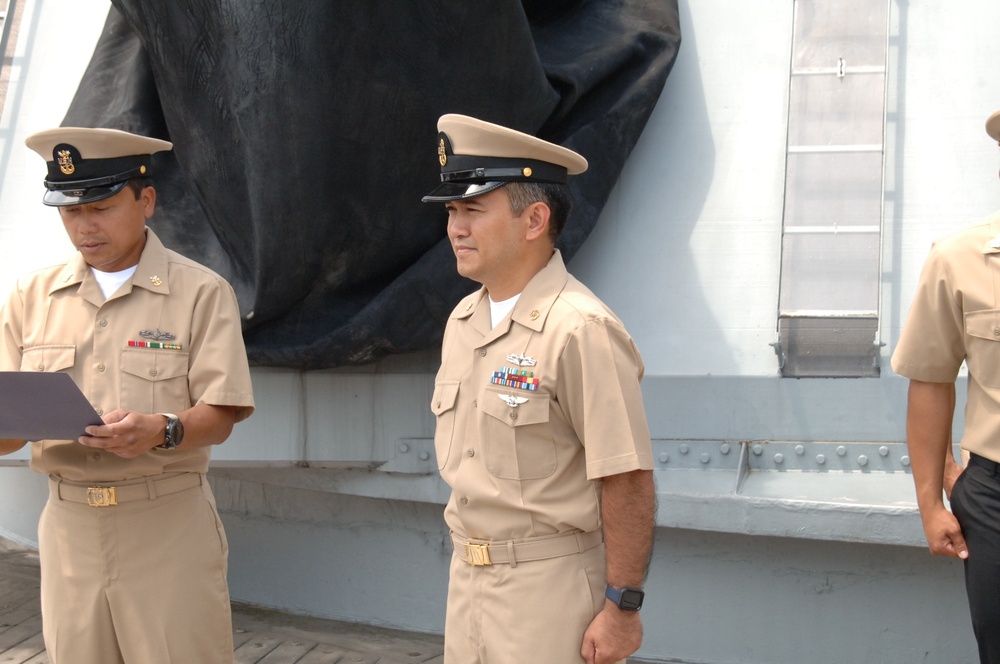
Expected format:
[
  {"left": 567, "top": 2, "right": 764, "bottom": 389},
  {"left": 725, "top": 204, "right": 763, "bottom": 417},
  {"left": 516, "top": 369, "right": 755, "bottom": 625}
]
[
  {"left": 157, "top": 413, "right": 184, "bottom": 449},
  {"left": 605, "top": 585, "right": 644, "bottom": 611}
]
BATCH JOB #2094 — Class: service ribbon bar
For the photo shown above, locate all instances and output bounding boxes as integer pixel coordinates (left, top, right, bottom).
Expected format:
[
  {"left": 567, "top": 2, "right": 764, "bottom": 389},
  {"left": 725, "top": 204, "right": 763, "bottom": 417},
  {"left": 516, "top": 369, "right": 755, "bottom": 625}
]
[
  {"left": 490, "top": 366, "right": 539, "bottom": 391},
  {"left": 128, "top": 340, "right": 183, "bottom": 350}
]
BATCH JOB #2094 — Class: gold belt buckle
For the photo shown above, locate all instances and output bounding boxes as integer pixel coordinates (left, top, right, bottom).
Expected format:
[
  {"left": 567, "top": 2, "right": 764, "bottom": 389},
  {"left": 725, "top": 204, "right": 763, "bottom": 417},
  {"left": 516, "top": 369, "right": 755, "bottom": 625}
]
[
  {"left": 464, "top": 543, "right": 492, "bottom": 566},
  {"left": 86, "top": 486, "right": 118, "bottom": 507}
]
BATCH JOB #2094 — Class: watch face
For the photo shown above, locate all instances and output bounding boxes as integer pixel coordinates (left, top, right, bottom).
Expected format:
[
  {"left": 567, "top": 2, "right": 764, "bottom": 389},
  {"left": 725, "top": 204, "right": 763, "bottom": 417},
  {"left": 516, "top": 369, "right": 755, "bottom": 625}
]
[
  {"left": 620, "top": 588, "right": 644, "bottom": 611},
  {"left": 162, "top": 415, "right": 184, "bottom": 449}
]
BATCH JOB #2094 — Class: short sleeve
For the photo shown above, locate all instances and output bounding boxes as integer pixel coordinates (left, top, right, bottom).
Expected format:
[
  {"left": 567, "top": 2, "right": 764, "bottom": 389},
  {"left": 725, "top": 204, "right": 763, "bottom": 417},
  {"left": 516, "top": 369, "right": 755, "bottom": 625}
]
[
  {"left": 891, "top": 243, "right": 966, "bottom": 382},
  {"left": 556, "top": 318, "right": 653, "bottom": 479}
]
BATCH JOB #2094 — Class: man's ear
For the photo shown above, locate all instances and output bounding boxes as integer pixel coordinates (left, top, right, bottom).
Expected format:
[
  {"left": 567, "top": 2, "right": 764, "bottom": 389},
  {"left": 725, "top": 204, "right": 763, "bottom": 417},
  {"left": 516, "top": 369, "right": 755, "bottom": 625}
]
[
  {"left": 141, "top": 186, "right": 157, "bottom": 219},
  {"left": 524, "top": 202, "right": 551, "bottom": 241}
]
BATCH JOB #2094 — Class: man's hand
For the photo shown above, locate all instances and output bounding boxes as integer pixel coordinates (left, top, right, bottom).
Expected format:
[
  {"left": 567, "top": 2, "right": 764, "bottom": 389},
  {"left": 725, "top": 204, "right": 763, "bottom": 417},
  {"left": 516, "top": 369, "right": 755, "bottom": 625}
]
[
  {"left": 943, "top": 452, "right": 963, "bottom": 500},
  {"left": 79, "top": 409, "right": 164, "bottom": 458},
  {"left": 0, "top": 439, "right": 27, "bottom": 455},
  {"left": 921, "top": 504, "right": 969, "bottom": 559},
  {"left": 581, "top": 602, "right": 643, "bottom": 664}
]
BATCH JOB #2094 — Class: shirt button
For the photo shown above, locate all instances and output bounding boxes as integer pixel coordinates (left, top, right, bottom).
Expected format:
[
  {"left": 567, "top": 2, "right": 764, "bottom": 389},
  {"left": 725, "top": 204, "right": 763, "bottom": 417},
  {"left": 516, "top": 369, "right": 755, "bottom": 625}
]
[
  {"left": 97, "top": 364, "right": 106, "bottom": 372},
  {"left": 467, "top": 449, "right": 475, "bottom": 457},
  {"left": 95, "top": 408, "right": 104, "bottom": 416},
  {"left": 478, "top": 349, "right": 487, "bottom": 357},
  {"left": 36, "top": 364, "right": 44, "bottom": 371},
  {"left": 89, "top": 453, "right": 100, "bottom": 461},
  {"left": 509, "top": 412, "right": 518, "bottom": 421},
  {"left": 99, "top": 319, "right": 108, "bottom": 327},
  {"left": 435, "top": 401, "right": 441, "bottom": 409},
  {"left": 460, "top": 496, "right": 469, "bottom": 505},
  {"left": 994, "top": 327, "right": 1000, "bottom": 336},
  {"left": 149, "top": 369, "right": 158, "bottom": 377},
  {"left": 472, "top": 400, "right": 478, "bottom": 408}
]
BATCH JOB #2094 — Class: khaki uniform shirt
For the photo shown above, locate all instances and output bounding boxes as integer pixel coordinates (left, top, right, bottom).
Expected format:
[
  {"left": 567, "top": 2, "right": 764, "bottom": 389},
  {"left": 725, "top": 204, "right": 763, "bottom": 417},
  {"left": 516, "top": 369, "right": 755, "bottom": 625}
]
[
  {"left": 0, "top": 228, "right": 255, "bottom": 481},
  {"left": 892, "top": 211, "right": 1000, "bottom": 462},
  {"left": 432, "top": 251, "right": 653, "bottom": 541}
]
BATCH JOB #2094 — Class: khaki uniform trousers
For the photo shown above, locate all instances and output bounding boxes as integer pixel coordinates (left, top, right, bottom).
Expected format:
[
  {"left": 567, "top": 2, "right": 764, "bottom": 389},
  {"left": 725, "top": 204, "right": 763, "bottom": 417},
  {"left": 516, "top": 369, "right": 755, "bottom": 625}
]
[
  {"left": 445, "top": 532, "right": 623, "bottom": 664},
  {"left": 39, "top": 473, "right": 233, "bottom": 664}
]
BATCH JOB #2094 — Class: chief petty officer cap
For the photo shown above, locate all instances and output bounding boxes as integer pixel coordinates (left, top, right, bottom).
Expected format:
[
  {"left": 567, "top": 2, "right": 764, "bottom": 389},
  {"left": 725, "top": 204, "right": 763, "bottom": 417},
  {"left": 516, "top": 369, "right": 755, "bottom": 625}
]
[
  {"left": 24, "top": 127, "right": 173, "bottom": 207},
  {"left": 988, "top": 108, "right": 1000, "bottom": 145},
  {"left": 422, "top": 113, "right": 588, "bottom": 202}
]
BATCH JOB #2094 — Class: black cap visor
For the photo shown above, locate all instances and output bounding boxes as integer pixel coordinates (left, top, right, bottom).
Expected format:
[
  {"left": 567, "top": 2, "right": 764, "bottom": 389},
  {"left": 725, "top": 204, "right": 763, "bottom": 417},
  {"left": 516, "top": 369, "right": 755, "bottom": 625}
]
[
  {"left": 42, "top": 180, "right": 129, "bottom": 207},
  {"left": 422, "top": 181, "right": 508, "bottom": 203}
]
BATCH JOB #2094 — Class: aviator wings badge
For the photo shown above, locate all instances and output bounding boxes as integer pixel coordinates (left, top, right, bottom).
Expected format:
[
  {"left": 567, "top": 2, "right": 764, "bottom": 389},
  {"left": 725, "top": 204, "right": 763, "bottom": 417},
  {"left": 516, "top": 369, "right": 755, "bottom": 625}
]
[{"left": 498, "top": 394, "right": 529, "bottom": 408}]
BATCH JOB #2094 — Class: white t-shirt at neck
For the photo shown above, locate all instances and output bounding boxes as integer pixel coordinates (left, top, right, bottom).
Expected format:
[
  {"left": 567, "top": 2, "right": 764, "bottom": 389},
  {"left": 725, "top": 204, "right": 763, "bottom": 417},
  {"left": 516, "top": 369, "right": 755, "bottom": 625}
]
[
  {"left": 92, "top": 266, "right": 137, "bottom": 299},
  {"left": 489, "top": 293, "right": 520, "bottom": 329}
]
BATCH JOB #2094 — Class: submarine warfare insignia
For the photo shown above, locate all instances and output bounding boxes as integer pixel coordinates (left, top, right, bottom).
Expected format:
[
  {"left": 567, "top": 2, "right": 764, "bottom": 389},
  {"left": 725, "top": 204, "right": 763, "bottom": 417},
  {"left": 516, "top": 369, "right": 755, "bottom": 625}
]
[
  {"left": 140, "top": 329, "right": 176, "bottom": 341},
  {"left": 133, "top": 328, "right": 182, "bottom": 349},
  {"left": 498, "top": 394, "right": 529, "bottom": 408},
  {"left": 505, "top": 353, "right": 537, "bottom": 367}
]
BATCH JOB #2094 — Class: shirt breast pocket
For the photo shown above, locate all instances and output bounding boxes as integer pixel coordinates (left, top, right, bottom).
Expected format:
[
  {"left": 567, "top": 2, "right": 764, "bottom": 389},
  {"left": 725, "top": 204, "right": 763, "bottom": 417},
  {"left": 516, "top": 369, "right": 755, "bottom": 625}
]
[
  {"left": 965, "top": 310, "right": 1000, "bottom": 388},
  {"left": 480, "top": 387, "right": 555, "bottom": 480},
  {"left": 20, "top": 345, "right": 75, "bottom": 373},
  {"left": 431, "top": 381, "right": 461, "bottom": 470},
  {"left": 120, "top": 348, "right": 191, "bottom": 414}
]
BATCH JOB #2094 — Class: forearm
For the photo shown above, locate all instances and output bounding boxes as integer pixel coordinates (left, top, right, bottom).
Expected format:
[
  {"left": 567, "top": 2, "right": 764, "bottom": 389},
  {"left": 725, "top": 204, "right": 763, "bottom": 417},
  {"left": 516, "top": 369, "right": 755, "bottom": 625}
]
[
  {"left": 173, "top": 403, "right": 238, "bottom": 450},
  {"left": 601, "top": 469, "right": 656, "bottom": 588},
  {"left": 906, "top": 379, "right": 956, "bottom": 513}
]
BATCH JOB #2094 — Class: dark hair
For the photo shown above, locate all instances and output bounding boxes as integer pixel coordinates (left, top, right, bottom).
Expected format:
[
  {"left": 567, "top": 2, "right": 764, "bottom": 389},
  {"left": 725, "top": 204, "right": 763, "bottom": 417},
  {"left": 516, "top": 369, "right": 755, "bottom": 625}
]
[
  {"left": 503, "top": 181, "right": 573, "bottom": 240},
  {"left": 124, "top": 177, "right": 153, "bottom": 200}
]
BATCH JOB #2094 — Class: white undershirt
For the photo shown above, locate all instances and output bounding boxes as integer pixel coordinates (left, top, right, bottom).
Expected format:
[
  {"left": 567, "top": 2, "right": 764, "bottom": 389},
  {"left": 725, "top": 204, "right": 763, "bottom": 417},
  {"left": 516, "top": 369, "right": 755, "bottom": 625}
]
[
  {"left": 91, "top": 266, "right": 137, "bottom": 299},
  {"left": 489, "top": 293, "right": 520, "bottom": 329}
]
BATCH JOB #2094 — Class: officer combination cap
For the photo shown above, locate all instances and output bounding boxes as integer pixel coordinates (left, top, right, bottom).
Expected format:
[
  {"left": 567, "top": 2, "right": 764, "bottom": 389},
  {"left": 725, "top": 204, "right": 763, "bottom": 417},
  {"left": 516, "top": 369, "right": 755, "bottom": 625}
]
[
  {"left": 422, "top": 114, "right": 588, "bottom": 202},
  {"left": 988, "top": 108, "right": 1000, "bottom": 145},
  {"left": 25, "top": 127, "right": 173, "bottom": 207}
]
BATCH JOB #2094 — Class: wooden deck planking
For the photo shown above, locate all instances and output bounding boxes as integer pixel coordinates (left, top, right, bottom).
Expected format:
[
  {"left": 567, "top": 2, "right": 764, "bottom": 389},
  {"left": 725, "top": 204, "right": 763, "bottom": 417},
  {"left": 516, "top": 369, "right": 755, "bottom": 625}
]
[{"left": 0, "top": 540, "right": 444, "bottom": 664}]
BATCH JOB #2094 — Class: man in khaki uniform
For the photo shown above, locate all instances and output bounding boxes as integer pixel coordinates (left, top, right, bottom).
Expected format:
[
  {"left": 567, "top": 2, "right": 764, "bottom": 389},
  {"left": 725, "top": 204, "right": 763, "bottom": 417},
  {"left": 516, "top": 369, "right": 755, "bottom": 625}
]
[
  {"left": 892, "top": 107, "right": 1000, "bottom": 664},
  {"left": 423, "top": 114, "right": 656, "bottom": 664},
  {"left": 0, "top": 127, "right": 255, "bottom": 664}
]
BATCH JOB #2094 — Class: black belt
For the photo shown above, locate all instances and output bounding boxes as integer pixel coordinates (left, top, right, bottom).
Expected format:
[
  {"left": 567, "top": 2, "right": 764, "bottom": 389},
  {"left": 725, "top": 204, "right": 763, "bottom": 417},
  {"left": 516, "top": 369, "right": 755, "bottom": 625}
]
[{"left": 968, "top": 453, "right": 999, "bottom": 475}]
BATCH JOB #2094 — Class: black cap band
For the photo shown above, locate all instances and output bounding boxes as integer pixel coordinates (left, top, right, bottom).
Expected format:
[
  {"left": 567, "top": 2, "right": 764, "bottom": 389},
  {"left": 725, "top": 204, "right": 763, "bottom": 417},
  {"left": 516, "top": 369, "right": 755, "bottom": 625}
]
[{"left": 440, "top": 155, "right": 568, "bottom": 185}]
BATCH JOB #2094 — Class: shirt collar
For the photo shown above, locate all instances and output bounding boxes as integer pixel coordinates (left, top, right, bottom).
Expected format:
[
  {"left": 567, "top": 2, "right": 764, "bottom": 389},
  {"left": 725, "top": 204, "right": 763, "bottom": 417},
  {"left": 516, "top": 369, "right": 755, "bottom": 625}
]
[
  {"left": 49, "top": 227, "right": 171, "bottom": 297},
  {"left": 980, "top": 212, "right": 1000, "bottom": 254},
  {"left": 508, "top": 249, "right": 569, "bottom": 332}
]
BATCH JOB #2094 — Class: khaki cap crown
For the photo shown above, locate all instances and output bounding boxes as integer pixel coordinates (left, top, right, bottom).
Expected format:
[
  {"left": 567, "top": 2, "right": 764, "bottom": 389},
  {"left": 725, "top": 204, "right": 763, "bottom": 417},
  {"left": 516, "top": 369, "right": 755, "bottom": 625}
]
[
  {"left": 422, "top": 114, "right": 587, "bottom": 202},
  {"left": 25, "top": 127, "right": 172, "bottom": 207}
]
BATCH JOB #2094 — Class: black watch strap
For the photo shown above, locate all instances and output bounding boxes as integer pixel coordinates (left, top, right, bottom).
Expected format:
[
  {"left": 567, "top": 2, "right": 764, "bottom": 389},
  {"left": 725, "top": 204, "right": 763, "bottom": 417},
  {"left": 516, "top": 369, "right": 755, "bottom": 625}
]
[{"left": 605, "top": 585, "right": 644, "bottom": 611}]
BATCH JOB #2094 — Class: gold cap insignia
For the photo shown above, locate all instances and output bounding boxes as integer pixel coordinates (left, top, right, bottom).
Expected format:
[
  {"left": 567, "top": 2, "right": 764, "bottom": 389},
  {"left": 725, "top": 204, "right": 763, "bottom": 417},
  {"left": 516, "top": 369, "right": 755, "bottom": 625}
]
[
  {"left": 438, "top": 138, "right": 448, "bottom": 167},
  {"left": 57, "top": 149, "right": 75, "bottom": 175}
]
